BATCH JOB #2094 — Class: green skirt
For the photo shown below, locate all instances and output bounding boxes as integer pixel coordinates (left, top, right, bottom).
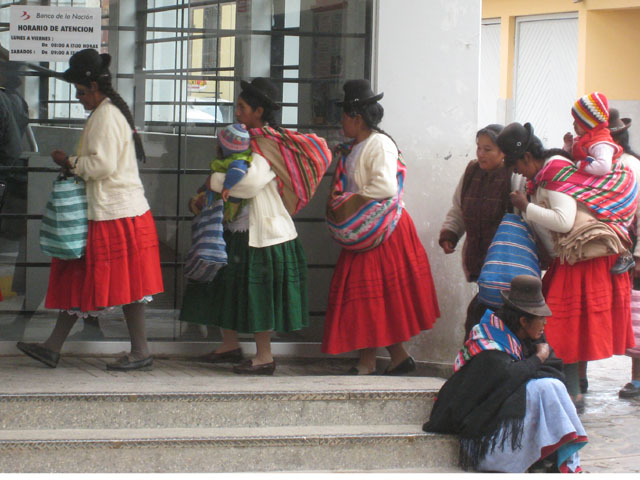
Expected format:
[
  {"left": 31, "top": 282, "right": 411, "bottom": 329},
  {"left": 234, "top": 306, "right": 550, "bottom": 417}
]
[{"left": 179, "top": 230, "right": 308, "bottom": 333}]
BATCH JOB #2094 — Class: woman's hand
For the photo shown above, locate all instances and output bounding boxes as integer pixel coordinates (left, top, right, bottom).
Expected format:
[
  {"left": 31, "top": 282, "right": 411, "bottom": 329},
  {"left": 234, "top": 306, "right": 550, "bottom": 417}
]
[
  {"left": 51, "top": 149, "right": 69, "bottom": 167},
  {"left": 535, "top": 343, "right": 550, "bottom": 363},
  {"left": 221, "top": 188, "right": 231, "bottom": 202},
  {"left": 510, "top": 191, "right": 529, "bottom": 212},
  {"left": 440, "top": 240, "right": 455, "bottom": 254},
  {"left": 189, "top": 192, "right": 205, "bottom": 215}
]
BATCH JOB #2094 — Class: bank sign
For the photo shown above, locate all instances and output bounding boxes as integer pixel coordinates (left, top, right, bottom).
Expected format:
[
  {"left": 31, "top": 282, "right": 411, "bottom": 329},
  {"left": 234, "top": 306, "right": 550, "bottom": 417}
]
[{"left": 9, "top": 6, "right": 101, "bottom": 62}]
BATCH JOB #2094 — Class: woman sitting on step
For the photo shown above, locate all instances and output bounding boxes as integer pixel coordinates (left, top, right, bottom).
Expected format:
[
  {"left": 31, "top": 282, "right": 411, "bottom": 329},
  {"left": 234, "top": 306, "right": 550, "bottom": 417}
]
[{"left": 423, "top": 275, "right": 587, "bottom": 473}]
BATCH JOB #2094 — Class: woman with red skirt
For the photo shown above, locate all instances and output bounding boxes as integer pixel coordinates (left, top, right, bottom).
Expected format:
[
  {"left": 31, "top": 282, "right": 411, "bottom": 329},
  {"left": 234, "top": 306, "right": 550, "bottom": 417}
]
[
  {"left": 498, "top": 121, "right": 635, "bottom": 409},
  {"left": 322, "top": 80, "right": 440, "bottom": 374},
  {"left": 17, "top": 49, "right": 163, "bottom": 371}
]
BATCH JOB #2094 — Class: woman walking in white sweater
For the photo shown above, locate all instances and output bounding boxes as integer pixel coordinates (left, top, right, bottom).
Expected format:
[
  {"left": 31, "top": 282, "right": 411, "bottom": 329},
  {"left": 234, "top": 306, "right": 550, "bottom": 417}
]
[{"left": 17, "top": 49, "right": 163, "bottom": 371}]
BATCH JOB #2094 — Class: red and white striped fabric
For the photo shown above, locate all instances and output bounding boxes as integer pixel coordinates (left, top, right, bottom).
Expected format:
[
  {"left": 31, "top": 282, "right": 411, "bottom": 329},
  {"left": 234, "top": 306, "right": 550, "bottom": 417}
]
[{"left": 627, "top": 289, "right": 640, "bottom": 358}]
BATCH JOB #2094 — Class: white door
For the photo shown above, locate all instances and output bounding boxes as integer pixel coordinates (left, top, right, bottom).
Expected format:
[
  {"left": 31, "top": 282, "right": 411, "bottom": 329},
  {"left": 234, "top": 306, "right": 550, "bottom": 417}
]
[
  {"left": 478, "top": 18, "right": 501, "bottom": 129},
  {"left": 514, "top": 13, "right": 578, "bottom": 149}
]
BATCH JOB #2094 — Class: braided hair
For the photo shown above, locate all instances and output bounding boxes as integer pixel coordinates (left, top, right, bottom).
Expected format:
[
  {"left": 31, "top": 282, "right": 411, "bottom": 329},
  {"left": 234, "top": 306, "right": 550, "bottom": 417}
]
[
  {"left": 96, "top": 77, "right": 146, "bottom": 162},
  {"left": 343, "top": 99, "right": 398, "bottom": 148},
  {"left": 70, "top": 51, "right": 145, "bottom": 162}
]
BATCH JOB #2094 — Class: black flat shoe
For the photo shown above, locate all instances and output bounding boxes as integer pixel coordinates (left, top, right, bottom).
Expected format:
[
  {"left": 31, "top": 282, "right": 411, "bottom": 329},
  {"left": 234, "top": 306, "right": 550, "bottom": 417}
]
[
  {"left": 619, "top": 382, "right": 640, "bottom": 398},
  {"left": 106, "top": 355, "right": 153, "bottom": 371},
  {"left": 384, "top": 356, "right": 416, "bottom": 376},
  {"left": 610, "top": 252, "right": 635, "bottom": 274},
  {"left": 16, "top": 342, "right": 59, "bottom": 368},
  {"left": 345, "top": 366, "right": 377, "bottom": 375},
  {"left": 233, "top": 359, "right": 276, "bottom": 375},
  {"left": 198, "top": 348, "right": 243, "bottom": 364}
]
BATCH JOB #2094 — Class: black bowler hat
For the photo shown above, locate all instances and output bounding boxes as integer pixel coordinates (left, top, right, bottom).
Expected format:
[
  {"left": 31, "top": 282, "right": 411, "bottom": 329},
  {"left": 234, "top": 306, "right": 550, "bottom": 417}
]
[
  {"left": 496, "top": 122, "right": 534, "bottom": 163},
  {"left": 500, "top": 275, "right": 551, "bottom": 317},
  {"left": 63, "top": 49, "right": 111, "bottom": 84},
  {"left": 336, "top": 79, "right": 383, "bottom": 108},
  {"left": 240, "top": 77, "right": 281, "bottom": 111}
]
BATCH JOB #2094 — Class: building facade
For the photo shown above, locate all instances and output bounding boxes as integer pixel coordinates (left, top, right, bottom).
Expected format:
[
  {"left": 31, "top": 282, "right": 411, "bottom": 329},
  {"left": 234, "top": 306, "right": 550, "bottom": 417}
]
[
  {"left": 481, "top": 0, "right": 640, "bottom": 151},
  {"left": 0, "top": 0, "right": 482, "bottom": 366}
]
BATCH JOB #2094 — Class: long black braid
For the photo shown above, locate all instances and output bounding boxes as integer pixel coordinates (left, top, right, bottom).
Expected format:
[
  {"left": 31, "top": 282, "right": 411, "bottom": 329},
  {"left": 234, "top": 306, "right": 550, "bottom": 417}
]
[
  {"left": 97, "top": 77, "right": 146, "bottom": 162},
  {"left": 344, "top": 101, "right": 398, "bottom": 148}
]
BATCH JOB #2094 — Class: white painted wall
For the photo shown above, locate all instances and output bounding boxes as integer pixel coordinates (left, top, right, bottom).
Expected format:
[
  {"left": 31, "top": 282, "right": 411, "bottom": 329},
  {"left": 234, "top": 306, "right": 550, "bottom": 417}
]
[
  {"left": 375, "top": 0, "right": 482, "bottom": 364},
  {"left": 478, "top": 19, "right": 501, "bottom": 128},
  {"left": 513, "top": 14, "right": 578, "bottom": 150}
]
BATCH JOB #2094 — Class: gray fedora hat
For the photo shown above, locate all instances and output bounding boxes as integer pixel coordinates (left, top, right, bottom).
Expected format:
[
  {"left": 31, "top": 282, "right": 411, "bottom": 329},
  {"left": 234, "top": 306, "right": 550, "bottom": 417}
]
[
  {"left": 608, "top": 108, "right": 631, "bottom": 135},
  {"left": 500, "top": 275, "right": 552, "bottom": 317}
]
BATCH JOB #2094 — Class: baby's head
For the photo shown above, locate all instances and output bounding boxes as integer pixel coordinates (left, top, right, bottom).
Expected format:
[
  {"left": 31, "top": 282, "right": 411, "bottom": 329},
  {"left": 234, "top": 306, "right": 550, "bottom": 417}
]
[
  {"left": 218, "top": 123, "right": 251, "bottom": 158},
  {"left": 572, "top": 92, "right": 610, "bottom": 135}
]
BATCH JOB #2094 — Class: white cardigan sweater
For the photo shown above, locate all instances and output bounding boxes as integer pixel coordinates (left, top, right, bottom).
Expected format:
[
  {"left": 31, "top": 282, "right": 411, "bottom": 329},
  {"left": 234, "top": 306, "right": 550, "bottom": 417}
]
[
  {"left": 209, "top": 152, "right": 297, "bottom": 248},
  {"left": 346, "top": 132, "right": 398, "bottom": 200},
  {"left": 69, "top": 98, "right": 149, "bottom": 221},
  {"left": 523, "top": 156, "right": 577, "bottom": 257}
]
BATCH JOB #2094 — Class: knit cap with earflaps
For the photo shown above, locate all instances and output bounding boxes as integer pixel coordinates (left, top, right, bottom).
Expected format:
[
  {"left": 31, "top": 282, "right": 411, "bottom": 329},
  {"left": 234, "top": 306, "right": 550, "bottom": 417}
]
[
  {"left": 218, "top": 123, "right": 251, "bottom": 158},
  {"left": 572, "top": 92, "right": 610, "bottom": 131}
]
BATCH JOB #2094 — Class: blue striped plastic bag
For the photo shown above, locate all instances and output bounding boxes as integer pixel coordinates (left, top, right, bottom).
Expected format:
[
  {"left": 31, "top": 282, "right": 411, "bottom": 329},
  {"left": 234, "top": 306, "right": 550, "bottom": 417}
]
[
  {"left": 477, "top": 213, "right": 541, "bottom": 308},
  {"left": 184, "top": 192, "right": 227, "bottom": 282},
  {"left": 39, "top": 175, "right": 88, "bottom": 260}
]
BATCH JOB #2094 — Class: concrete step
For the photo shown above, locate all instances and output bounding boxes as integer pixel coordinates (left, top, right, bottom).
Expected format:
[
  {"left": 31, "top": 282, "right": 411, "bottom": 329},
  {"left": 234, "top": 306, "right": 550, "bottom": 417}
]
[
  {"left": 0, "top": 389, "right": 436, "bottom": 430},
  {"left": 0, "top": 356, "right": 456, "bottom": 472},
  {"left": 0, "top": 425, "right": 460, "bottom": 473}
]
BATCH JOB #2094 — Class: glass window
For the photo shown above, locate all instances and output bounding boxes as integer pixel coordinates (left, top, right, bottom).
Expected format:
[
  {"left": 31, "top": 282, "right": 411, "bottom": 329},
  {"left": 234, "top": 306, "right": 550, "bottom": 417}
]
[{"left": 0, "top": 0, "right": 372, "bottom": 345}]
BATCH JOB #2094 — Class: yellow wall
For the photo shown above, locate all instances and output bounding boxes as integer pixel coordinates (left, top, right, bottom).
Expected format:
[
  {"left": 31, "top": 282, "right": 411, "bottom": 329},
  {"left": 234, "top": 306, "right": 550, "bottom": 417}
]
[
  {"left": 189, "top": 3, "right": 236, "bottom": 102},
  {"left": 584, "top": 9, "right": 640, "bottom": 98},
  {"left": 483, "top": 0, "right": 640, "bottom": 18},
  {"left": 191, "top": 9, "right": 204, "bottom": 71},
  {"left": 484, "top": 0, "right": 580, "bottom": 18},
  {"left": 218, "top": 2, "right": 236, "bottom": 102},
  {"left": 483, "top": 0, "right": 640, "bottom": 100}
]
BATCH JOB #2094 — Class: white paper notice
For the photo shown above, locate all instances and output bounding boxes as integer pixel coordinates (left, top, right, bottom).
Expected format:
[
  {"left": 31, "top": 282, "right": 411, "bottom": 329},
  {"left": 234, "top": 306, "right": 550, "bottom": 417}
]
[{"left": 9, "top": 5, "right": 102, "bottom": 62}]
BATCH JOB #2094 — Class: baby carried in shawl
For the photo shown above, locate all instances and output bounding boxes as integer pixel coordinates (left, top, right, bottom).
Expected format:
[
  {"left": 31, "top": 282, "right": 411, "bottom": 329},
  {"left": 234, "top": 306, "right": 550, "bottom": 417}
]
[
  {"left": 531, "top": 155, "right": 638, "bottom": 264},
  {"left": 325, "top": 141, "right": 406, "bottom": 252},
  {"left": 185, "top": 125, "right": 330, "bottom": 283}
]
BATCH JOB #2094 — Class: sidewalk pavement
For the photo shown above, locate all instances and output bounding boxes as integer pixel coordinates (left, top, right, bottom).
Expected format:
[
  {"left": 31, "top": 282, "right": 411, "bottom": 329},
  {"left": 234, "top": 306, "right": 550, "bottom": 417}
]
[
  {"left": 575, "top": 355, "right": 640, "bottom": 473},
  {"left": 0, "top": 352, "right": 638, "bottom": 472}
]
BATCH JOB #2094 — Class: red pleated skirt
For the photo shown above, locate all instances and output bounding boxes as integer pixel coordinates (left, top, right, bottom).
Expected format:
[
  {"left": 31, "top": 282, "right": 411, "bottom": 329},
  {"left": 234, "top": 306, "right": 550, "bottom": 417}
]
[
  {"left": 322, "top": 211, "right": 440, "bottom": 354},
  {"left": 45, "top": 210, "right": 164, "bottom": 312},
  {"left": 542, "top": 255, "right": 634, "bottom": 364}
]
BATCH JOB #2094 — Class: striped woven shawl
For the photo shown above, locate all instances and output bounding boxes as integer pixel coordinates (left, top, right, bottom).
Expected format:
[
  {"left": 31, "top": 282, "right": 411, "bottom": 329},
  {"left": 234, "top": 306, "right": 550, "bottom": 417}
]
[
  {"left": 533, "top": 156, "right": 638, "bottom": 244},
  {"left": 249, "top": 126, "right": 331, "bottom": 215},
  {"left": 325, "top": 141, "right": 406, "bottom": 252},
  {"left": 454, "top": 311, "right": 523, "bottom": 372}
]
